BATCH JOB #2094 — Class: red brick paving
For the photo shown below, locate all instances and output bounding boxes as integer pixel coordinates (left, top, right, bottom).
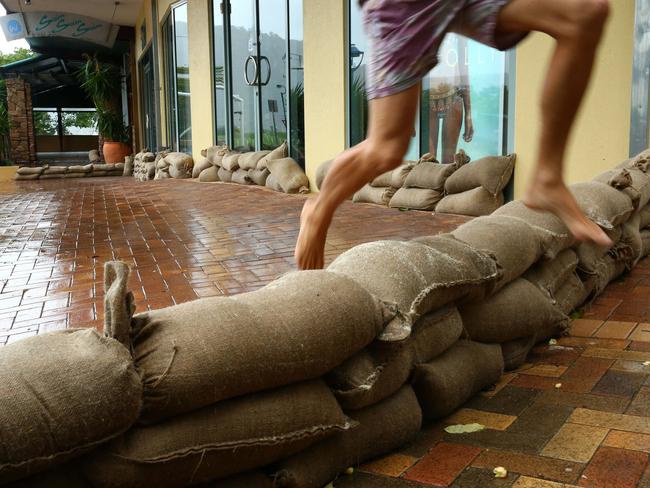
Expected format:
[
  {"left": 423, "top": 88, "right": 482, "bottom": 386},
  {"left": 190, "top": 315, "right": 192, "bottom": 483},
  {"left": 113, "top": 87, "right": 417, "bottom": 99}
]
[{"left": 3, "top": 177, "right": 650, "bottom": 487}]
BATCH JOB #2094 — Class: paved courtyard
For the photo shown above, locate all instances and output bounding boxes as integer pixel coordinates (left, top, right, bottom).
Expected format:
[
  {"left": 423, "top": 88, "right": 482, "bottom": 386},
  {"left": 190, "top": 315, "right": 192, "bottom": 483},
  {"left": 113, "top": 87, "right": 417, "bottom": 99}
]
[{"left": 2, "top": 177, "right": 650, "bottom": 487}]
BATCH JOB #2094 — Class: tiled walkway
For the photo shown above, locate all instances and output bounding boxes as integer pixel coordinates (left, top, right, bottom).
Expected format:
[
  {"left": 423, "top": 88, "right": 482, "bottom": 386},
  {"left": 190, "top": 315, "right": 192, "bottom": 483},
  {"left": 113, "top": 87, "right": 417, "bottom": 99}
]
[{"left": 2, "top": 177, "right": 650, "bottom": 487}]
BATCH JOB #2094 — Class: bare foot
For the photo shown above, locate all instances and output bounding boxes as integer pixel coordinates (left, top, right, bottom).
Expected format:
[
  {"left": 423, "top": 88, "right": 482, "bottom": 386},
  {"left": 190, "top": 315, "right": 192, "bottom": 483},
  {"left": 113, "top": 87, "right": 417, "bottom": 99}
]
[
  {"left": 524, "top": 179, "right": 613, "bottom": 247},
  {"left": 295, "top": 198, "right": 329, "bottom": 270}
]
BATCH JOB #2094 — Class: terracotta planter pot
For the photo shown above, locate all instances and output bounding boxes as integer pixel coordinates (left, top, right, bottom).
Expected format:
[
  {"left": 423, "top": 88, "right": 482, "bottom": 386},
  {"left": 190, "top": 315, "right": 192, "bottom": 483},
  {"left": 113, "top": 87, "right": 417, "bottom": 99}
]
[{"left": 103, "top": 142, "right": 132, "bottom": 164}]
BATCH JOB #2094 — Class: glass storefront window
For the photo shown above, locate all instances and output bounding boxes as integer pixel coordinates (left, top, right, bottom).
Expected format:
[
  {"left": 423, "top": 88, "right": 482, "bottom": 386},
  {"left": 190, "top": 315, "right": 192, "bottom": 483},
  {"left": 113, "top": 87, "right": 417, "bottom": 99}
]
[
  {"left": 348, "top": 1, "right": 510, "bottom": 163},
  {"left": 33, "top": 108, "right": 98, "bottom": 136},
  {"left": 213, "top": 2, "right": 227, "bottom": 146},
  {"left": 163, "top": 2, "right": 192, "bottom": 153},
  {"left": 289, "top": 0, "right": 305, "bottom": 164}
]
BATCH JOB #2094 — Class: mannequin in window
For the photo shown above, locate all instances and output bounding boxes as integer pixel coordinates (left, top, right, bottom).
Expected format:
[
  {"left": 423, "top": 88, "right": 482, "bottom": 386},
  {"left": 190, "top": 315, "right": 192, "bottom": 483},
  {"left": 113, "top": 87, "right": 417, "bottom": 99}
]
[{"left": 428, "top": 36, "right": 473, "bottom": 164}]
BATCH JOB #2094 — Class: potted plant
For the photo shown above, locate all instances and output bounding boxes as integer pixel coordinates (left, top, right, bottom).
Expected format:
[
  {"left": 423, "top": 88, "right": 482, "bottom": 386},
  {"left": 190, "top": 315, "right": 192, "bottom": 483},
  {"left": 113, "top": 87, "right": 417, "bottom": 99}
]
[{"left": 78, "top": 54, "right": 132, "bottom": 163}]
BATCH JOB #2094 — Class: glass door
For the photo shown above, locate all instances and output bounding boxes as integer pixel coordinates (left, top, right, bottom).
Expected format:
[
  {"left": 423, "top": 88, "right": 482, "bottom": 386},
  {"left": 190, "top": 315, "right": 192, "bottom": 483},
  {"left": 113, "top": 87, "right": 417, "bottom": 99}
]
[{"left": 139, "top": 47, "right": 157, "bottom": 150}]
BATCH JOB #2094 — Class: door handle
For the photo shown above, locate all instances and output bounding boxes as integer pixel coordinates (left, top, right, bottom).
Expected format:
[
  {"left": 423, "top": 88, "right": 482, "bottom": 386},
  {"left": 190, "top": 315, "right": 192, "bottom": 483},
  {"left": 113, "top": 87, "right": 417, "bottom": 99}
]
[
  {"left": 244, "top": 55, "right": 258, "bottom": 86},
  {"left": 259, "top": 55, "right": 271, "bottom": 86}
]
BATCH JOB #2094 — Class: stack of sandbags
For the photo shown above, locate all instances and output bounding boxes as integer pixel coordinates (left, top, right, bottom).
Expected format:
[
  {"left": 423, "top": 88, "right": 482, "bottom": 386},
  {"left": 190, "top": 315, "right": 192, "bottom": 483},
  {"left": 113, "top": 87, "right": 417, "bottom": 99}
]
[
  {"left": 0, "top": 264, "right": 142, "bottom": 486},
  {"left": 192, "top": 156, "right": 212, "bottom": 179},
  {"left": 64, "top": 164, "right": 93, "bottom": 179},
  {"left": 14, "top": 165, "right": 45, "bottom": 180},
  {"left": 133, "top": 150, "right": 156, "bottom": 181},
  {"left": 267, "top": 157, "right": 310, "bottom": 194},
  {"left": 436, "top": 154, "right": 516, "bottom": 216},
  {"left": 40, "top": 166, "right": 68, "bottom": 179},
  {"left": 164, "top": 152, "right": 194, "bottom": 179},
  {"left": 80, "top": 267, "right": 393, "bottom": 487},
  {"left": 353, "top": 162, "right": 414, "bottom": 206},
  {"left": 389, "top": 154, "right": 457, "bottom": 210}
]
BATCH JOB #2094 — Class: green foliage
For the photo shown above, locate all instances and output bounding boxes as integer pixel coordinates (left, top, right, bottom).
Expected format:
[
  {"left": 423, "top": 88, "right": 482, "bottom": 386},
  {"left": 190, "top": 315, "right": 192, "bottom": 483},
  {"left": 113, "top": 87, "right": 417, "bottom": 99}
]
[
  {"left": 97, "top": 108, "right": 129, "bottom": 143},
  {"left": 0, "top": 48, "right": 34, "bottom": 67},
  {"left": 290, "top": 82, "right": 305, "bottom": 162},
  {"left": 62, "top": 111, "right": 97, "bottom": 134},
  {"left": 34, "top": 111, "right": 57, "bottom": 135},
  {"left": 349, "top": 74, "right": 368, "bottom": 146}
]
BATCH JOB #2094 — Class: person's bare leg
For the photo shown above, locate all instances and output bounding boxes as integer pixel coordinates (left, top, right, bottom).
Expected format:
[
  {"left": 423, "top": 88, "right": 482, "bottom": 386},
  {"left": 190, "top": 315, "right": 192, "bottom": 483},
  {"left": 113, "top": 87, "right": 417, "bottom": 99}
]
[
  {"left": 295, "top": 84, "right": 420, "bottom": 270},
  {"left": 441, "top": 98, "right": 464, "bottom": 164},
  {"left": 497, "top": 0, "right": 612, "bottom": 246},
  {"left": 429, "top": 109, "right": 440, "bottom": 157}
]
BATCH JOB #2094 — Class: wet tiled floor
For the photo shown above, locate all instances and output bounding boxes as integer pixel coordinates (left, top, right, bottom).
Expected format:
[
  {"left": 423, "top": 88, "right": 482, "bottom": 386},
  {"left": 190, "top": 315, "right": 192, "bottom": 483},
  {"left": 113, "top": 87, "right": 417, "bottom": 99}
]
[{"left": 2, "top": 177, "right": 650, "bottom": 487}]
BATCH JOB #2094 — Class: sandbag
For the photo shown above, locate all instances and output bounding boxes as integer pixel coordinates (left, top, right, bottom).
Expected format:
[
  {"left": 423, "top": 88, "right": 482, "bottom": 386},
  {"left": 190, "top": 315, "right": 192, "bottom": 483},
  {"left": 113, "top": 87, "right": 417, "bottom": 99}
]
[
  {"left": 501, "top": 336, "right": 536, "bottom": 371},
  {"left": 209, "top": 471, "right": 273, "bottom": 488},
  {"left": 594, "top": 168, "right": 650, "bottom": 210},
  {"left": 370, "top": 163, "right": 414, "bottom": 188},
  {"left": 315, "top": 159, "right": 334, "bottom": 189},
  {"left": 272, "top": 386, "right": 422, "bottom": 488},
  {"left": 248, "top": 168, "right": 270, "bottom": 186},
  {"left": 0, "top": 329, "right": 142, "bottom": 484},
  {"left": 63, "top": 173, "right": 86, "bottom": 179},
  {"left": 617, "top": 213, "right": 643, "bottom": 267},
  {"left": 89, "top": 149, "right": 100, "bottom": 162},
  {"left": 16, "top": 166, "right": 45, "bottom": 175},
  {"left": 641, "top": 229, "right": 650, "bottom": 257},
  {"left": 493, "top": 200, "right": 575, "bottom": 258},
  {"left": 14, "top": 173, "right": 40, "bottom": 180},
  {"left": 39, "top": 174, "right": 67, "bottom": 179},
  {"left": 66, "top": 165, "right": 91, "bottom": 174},
  {"left": 554, "top": 271, "right": 589, "bottom": 315},
  {"left": 123, "top": 157, "right": 134, "bottom": 177},
  {"left": 43, "top": 166, "right": 67, "bottom": 175},
  {"left": 90, "top": 170, "right": 108, "bottom": 177},
  {"left": 206, "top": 145, "right": 230, "bottom": 165},
  {"left": 444, "top": 154, "right": 515, "bottom": 195},
  {"left": 257, "top": 141, "right": 288, "bottom": 169},
  {"left": 640, "top": 205, "right": 650, "bottom": 229},
  {"left": 403, "top": 160, "right": 456, "bottom": 191},
  {"left": 198, "top": 166, "right": 220, "bottom": 182},
  {"left": 570, "top": 181, "right": 634, "bottom": 229},
  {"left": 217, "top": 167, "right": 233, "bottom": 183},
  {"left": 83, "top": 381, "right": 352, "bottom": 488},
  {"left": 573, "top": 226, "right": 622, "bottom": 274},
  {"left": 353, "top": 184, "right": 394, "bottom": 206},
  {"left": 231, "top": 168, "right": 253, "bottom": 185},
  {"left": 166, "top": 152, "right": 193, "bottom": 179},
  {"left": 93, "top": 164, "right": 116, "bottom": 172},
  {"left": 142, "top": 152, "right": 155, "bottom": 162},
  {"left": 459, "top": 278, "right": 569, "bottom": 343},
  {"left": 329, "top": 236, "right": 499, "bottom": 341},
  {"left": 435, "top": 187, "right": 504, "bottom": 217},
  {"left": 221, "top": 152, "right": 241, "bottom": 171},
  {"left": 325, "top": 306, "right": 462, "bottom": 410},
  {"left": 192, "top": 157, "right": 212, "bottom": 178},
  {"left": 145, "top": 162, "right": 156, "bottom": 180},
  {"left": 523, "top": 248, "right": 579, "bottom": 298},
  {"left": 452, "top": 215, "right": 550, "bottom": 289},
  {"left": 5, "top": 465, "right": 91, "bottom": 488},
  {"left": 266, "top": 173, "right": 283, "bottom": 192},
  {"left": 412, "top": 341, "right": 504, "bottom": 419},
  {"left": 238, "top": 150, "right": 271, "bottom": 170},
  {"left": 131, "top": 270, "right": 390, "bottom": 422},
  {"left": 586, "top": 254, "right": 628, "bottom": 297},
  {"left": 267, "top": 157, "right": 310, "bottom": 194},
  {"left": 388, "top": 187, "right": 442, "bottom": 210}
]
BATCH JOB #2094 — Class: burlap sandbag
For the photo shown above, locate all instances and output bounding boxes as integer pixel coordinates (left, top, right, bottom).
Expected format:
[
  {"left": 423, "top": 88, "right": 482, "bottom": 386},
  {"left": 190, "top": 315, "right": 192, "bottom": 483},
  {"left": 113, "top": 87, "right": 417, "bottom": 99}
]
[
  {"left": 257, "top": 141, "right": 288, "bottom": 170},
  {"left": 217, "top": 167, "right": 233, "bottom": 182},
  {"left": 494, "top": 200, "right": 575, "bottom": 258},
  {"left": 594, "top": 167, "right": 650, "bottom": 210},
  {"left": 4, "top": 465, "right": 90, "bottom": 488},
  {"left": 616, "top": 213, "right": 643, "bottom": 267},
  {"left": 132, "top": 270, "right": 390, "bottom": 423},
  {"left": 388, "top": 187, "right": 442, "bottom": 210},
  {"left": 641, "top": 229, "right": 650, "bottom": 257},
  {"left": 206, "top": 145, "right": 230, "bottom": 166},
  {"left": 640, "top": 205, "right": 650, "bottom": 229},
  {"left": 554, "top": 271, "right": 590, "bottom": 315},
  {"left": 459, "top": 278, "right": 569, "bottom": 343},
  {"left": 66, "top": 165, "right": 90, "bottom": 174},
  {"left": 452, "top": 215, "right": 549, "bottom": 290},
  {"left": 231, "top": 168, "right": 253, "bottom": 185},
  {"left": 523, "top": 249, "right": 579, "bottom": 298},
  {"left": 412, "top": 341, "right": 504, "bottom": 419},
  {"left": 353, "top": 184, "right": 395, "bottom": 206},
  {"left": 192, "top": 157, "right": 212, "bottom": 178},
  {"left": 315, "top": 159, "right": 334, "bottom": 189},
  {"left": 248, "top": 168, "right": 270, "bottom": 186},
  {"left": 208, "top": 471, "right": 272, "bottom": 488},
  {"left": 444, "top": 154, "right": 516, "bottom": 196},
  {"left": 574, "top": 226, "right": 622, "bottom": 274},
  {"left": 435, "top": 187, "right": 504, "bottom": 217},
  {"left": 142, "top": 152, "right": 155, "bottom": 162},
  {"left": 165, "top": 153, "right": 193, "bottom": 179},
  {"left": 570, "top": 181, "right": 634, "bottom": 229},
  {"left": 154, "top": 168, "right": 170, "bottom": 180},
  {"left": 16, "top": 166, "right": 45, "bottom": 175},
  {"left": 329, "top": 236, "right": 499, "bottom": 341},
  {"left": 501, "top": 335, "right": 536, "bottom": 371},
  {"left": 103, "top": 262, "right": 135, "bottom": 348},
  {"left": 14, "top": 173, "right": 40, "bottom": 180},
  {"left": 583, "top": 254, "right": 627, "bottom": 299},
  {"left": 325, "top": 306, "right": 462, "bottom": 410},
  {"left": 63, "top": 173, "right": 86, "bottom": 179},
  {"left": 90, "top": 170, "right": 108, "bottom": 177},
  {"left": 370, "top": 163, "right": 414, "bottom": 188},
  {"left": 267, "top": 157, "right": 310, "bottom": 194},
  {"left": 43, "top": 166, "right": 67, "bottom": 175},
  {"left": 0, "top": 329, "right": 142, "bottom": 484},
  {"left": 89, "top": 149, "right": 100, "bottom": 162},
  {"left": 83, "top": 381, "right": 352, "bottom": 488},
  {"left": 199, "top": 166, "right": 220, "bottom": 182},
  {"left": 272, "top": 386, "right": 422, "bottom": 488},
  {"left": 93, "top": 164, "right": 115, "bottom": 172},
  {"left": 238, "top": 150, "right": 271, "bottom": 170},
  {"left": 404, "top": 160, "right": 456, "bottom": 191},
  {"left": 266, "top": 173, "right": 283, "bottom": 191},
  {"left": 221, "top": 152, "right": 241, "bottom": 171},
  {"left": 123, "top": 157, "right": 134, "bottom": 177}
]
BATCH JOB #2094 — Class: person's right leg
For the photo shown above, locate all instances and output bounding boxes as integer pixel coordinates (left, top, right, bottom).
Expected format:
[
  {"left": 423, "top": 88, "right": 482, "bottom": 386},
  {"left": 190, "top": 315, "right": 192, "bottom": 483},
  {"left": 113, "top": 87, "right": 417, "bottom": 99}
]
[
  {"left": 441, "top": 98, "right": 464, "bottom": 164},
  {"left": 496, "top": 0, "right": 612, "bottom": 246},
  {"left": 295, "top": 84, "right": 420, "bottom": 270},
  {"left": 428, "top": 108, "right": 440, "bottom": 157}
]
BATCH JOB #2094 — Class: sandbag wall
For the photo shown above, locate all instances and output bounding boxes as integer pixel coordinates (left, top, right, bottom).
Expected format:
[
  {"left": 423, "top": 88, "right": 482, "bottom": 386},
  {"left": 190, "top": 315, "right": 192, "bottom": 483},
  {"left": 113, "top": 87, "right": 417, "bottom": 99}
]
[
  {"left": 319, "top": 151, "right": 515, "bottom": 217},
  {"left": 14, "top": 162, "right": 126, "bottom": 180},
  {"left": 196, "top": 141, "right": 311, "bottom": 194},
  {"left": 2, "top": 152, "right": 650, "bottom": 487}
]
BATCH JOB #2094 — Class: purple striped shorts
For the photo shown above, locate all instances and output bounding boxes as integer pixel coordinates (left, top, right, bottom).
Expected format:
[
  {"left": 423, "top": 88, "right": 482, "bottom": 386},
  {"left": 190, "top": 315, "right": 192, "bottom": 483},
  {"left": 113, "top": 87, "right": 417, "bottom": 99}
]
[{"left": 362, "top": 0, "right": 528, "bottom": 99}]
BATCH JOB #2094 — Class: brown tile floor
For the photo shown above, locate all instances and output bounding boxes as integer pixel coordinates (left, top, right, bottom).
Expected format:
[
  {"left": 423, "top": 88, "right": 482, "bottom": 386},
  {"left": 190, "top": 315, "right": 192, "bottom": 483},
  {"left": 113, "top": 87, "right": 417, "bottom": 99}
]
[{"left": 2, "top": 177, "right": 650, "bottom": 487}]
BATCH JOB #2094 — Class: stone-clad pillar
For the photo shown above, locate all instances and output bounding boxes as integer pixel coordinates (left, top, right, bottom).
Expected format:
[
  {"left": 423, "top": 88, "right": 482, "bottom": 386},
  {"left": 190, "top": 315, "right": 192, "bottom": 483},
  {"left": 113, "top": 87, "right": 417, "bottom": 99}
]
[{"left": 6, "top": 78, "right": 36, "bottom": 166}]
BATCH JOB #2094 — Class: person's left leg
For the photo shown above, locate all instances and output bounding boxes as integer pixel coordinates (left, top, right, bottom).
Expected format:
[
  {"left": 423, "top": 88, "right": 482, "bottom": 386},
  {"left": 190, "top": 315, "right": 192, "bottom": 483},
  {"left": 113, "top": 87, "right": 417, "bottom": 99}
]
[{"left": 441, "top": 98, "right": 464, "bottom": 164}]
